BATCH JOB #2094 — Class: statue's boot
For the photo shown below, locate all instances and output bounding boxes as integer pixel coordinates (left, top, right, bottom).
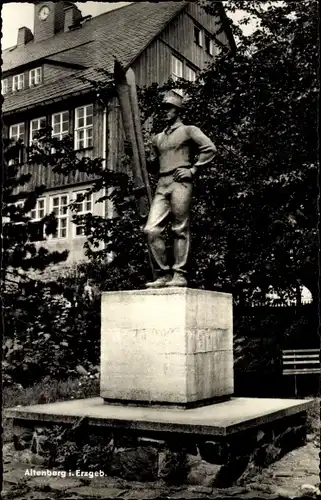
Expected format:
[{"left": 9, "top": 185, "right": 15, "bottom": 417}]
[
  {"left": 166, "top": 272, "right": 188, "bottom": 287},
  {"left": 145, "top": 274, "right": 172, "bottom": 288}
]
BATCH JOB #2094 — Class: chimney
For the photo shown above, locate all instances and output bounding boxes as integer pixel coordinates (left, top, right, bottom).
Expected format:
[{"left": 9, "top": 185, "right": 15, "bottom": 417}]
[
  {"left": 64, "top": 4, "right": 82, "bottom": 32},
  {"left": 17, "top": 27, "right": 34, "bottom": 46}
]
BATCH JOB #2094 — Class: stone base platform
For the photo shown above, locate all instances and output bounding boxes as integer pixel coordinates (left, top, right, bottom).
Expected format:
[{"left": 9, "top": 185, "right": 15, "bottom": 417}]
[{"left": 6, "top": 397, "right": 314, "bottom": 487}]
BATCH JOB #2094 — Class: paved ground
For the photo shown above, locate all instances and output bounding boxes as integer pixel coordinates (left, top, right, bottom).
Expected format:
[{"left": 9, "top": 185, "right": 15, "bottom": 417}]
[{"left": 3, "top": 433, "right": 320, "bottom": 499}]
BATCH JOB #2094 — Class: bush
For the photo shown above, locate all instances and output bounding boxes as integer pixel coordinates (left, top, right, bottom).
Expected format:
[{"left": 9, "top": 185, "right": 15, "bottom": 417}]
[{"left": 3, "top": 269, "right": 101, "bottom": 387}]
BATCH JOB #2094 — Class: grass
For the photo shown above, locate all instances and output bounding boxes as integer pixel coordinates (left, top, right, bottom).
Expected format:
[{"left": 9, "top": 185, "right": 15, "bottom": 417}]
[
  {"left": 3, "top": 377, "right": 100, "bottom": 407},
  {"left": 3, "top": 377, "right": 100, "bottom": 443}
]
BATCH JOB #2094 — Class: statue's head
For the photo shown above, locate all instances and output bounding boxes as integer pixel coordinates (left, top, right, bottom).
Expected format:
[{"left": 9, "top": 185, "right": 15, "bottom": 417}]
[{"left": 162, "top": 94, "right": 183, "bottom": 123}]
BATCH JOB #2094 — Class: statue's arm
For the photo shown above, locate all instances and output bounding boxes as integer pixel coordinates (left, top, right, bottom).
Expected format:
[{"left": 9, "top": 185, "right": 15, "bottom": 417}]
[{"left": 189, "top": 126, "right": 216, "bottom": 176}]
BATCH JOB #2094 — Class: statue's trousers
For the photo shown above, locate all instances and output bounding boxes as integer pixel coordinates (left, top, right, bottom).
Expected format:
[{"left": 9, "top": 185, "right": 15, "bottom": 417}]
[{"left": 143, "top": 173, "right": 192, "bottom": 275}]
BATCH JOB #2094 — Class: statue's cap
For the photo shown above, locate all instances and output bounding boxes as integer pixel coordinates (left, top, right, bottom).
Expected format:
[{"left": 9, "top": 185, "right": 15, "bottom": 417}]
[{"left": 162, "top": 94, "right": 184, "bottom": 109}]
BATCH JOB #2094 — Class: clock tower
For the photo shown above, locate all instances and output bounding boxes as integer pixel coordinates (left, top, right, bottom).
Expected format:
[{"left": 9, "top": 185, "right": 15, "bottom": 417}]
[{"left": 34, "top": 1, "right": 75, "bottom": 43}]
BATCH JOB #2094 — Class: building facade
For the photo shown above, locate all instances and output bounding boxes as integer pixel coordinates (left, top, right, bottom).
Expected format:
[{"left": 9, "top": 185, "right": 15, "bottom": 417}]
[{"left": 2, "top": 1, "right": 235, "bottom": 264}]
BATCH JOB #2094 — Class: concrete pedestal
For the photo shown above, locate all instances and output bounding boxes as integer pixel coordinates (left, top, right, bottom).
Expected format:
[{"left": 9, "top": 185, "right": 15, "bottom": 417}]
[{"left": 100, "top": 288, "right": 234, "bottom": 406}]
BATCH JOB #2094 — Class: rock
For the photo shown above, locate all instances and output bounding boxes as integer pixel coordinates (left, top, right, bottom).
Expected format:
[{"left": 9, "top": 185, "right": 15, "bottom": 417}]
[
  {"left": 221, "top": 486, "right": 250, "bottom": 496},
  {"left": 158, "top": 450, "right": 189, "bottom": 485},
  {"left": 123, "top": 488, "right": 168, "bottom": 499},
  {"left": 27, "top": 476, "right": 52, "bottom": 492},
  {"left": 76, "top": 365, "right": 88, "bottom": 376},
  {"left": 2, "top": 484, "right": 31, "bottom": 500},
  {"left": 112, "top": 446, "right": 158, "bottom": 481},
  {"left": 274, "top": 486, "right": 298, "bottom": 498},
  {"left": 275, "top": 425, "right": 306, "bottom": 451},
  {"left": 3, "top": 442, "right": 16, "bottom": 462},
  {"left": 300, "top": 484, "right": 320, "bottom": 497},
  {"left": 30, "top": 453, "right": 46, "bottom": 465},
  {"left": 66, "top": 486, "right": 128, "bottom": 498},
  {"left": 137, "top": 437, "right": 165, "bottom": 448},
  {"left": 90, "top": 476, "right": 128, "bottom": 489},
  {"left": 28, "top": 475, "right": 82, "bottom": 492},
  {"left": 188, "top": 485, "right": 213, "bottom": 494},
  {"left": 264, "top": 444, "right": 282, "bottom": 465},
  {"left": 256, "top": 430, "right": 265, "bottom": 442},
  {"left": 171, "top": 489, "right": 216, "bottom": 499},
  {"left": 3, "top": 466, "right": 30, "bottom": 486},
  {"left": 12, "top": 449, "right": 38, "bottom": 464},
  {"left": 254, "top": 443, "right": 282, "bottom": 467},
  {"left": 13, "top": 425, "right": 34, "bottom": 450},
  {"left": 186, "top": 454, "right": 221, "bottom": 487},
  {"left": 215, "top": 455, "right": 251, "bottom": 487}
]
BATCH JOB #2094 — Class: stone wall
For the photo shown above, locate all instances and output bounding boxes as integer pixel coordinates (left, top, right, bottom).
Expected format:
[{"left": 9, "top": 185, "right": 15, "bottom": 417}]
[{"left": 11, "top": 411, "right": 308, "bottom": 488}]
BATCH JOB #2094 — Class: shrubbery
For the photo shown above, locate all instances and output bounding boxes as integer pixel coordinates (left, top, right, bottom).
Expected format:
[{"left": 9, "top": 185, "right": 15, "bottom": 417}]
[{"left": 3, "top": 270, "right": 100, "bottom": 388}]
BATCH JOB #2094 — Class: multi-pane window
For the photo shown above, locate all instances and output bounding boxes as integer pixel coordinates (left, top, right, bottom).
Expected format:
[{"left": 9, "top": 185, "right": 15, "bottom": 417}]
[
  {"left": 186, "top": 67, "right": 196, "bottom": 82},
  {"left": 205, "top": 34, "right": 214, "bottom": 55},
  {"left": 6, "top": 201, "right": 25, "bottom": 224},
  {"left": 50, "top": 194, "right": 69, "bottom": 239},
  {"left": 10, "top": 123, "right": 25, "bottom": 142},
  {"left": 29, "top": 67, "right": 42, "bottom": 87},
  {"left": 9, "top": 123, "right": 25, "bottom": 164},
  {"left": 30, "top": 117, "right": 46, "bottom": 144},
  {"left": 194, "top": 26, "right": 202, "bottom": 46},
  {"left": 171, "top": 56, "right": 184, "bottom": 82},
  {"left": 29, "top": 198, "right": 46, "bottom": 241},
  {"left": 74, "top": 105, "right": 93, "bottom": 150},
  {"left": 52, "top": 111, "right": 69, "bottom": 140},
  {"left": 30, "top": 199, "right": 46, "bottom": 220},
  {"left": 72, "top": 191, "right": 93, "bottom": 237},
  {"left": 13, "top": 73, "right": 25, "bottom": 91},
  {"left": 171, "top": 56, "right": 184, "bottom": 96},
  {"left": 2, "top": 79, "right": 8, "bottom": 95}
]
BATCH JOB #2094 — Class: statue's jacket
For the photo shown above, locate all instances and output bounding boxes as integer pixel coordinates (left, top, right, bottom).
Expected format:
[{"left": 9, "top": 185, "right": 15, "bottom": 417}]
[{"left": 150, "top": 120, "right": 216, "bottom": 175}]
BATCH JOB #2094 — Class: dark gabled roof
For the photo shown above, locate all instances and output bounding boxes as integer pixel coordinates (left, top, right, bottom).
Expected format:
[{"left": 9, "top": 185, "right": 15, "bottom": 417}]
[
  {"left": 2, "top": 2, "right": 186, "bottom": 73},
  {"left": 2, "top": 2, "right": 187, "bottom": 115}
]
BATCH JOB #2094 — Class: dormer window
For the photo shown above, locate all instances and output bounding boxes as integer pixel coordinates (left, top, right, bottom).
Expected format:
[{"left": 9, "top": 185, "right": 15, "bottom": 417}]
[
  {"left": 13, "top": 73, "right": 25, "bottom": 92},
  {"left": 1, "top": 79, "right": 8, "bottom": 95},
  {"left": 205, "top": 34, "right": 214, "bottom": 56},
  {"left": 29, "top": 67, "right": 42, "bottom": 87},
  {"left": 194, "top": 26, "right": 202, "bottom": 47}
]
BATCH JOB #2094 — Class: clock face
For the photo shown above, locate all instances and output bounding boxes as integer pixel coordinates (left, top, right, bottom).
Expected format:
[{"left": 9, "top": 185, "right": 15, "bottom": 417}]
[{"left": 39, "top": 6, "right": 50, "bottom": 20}]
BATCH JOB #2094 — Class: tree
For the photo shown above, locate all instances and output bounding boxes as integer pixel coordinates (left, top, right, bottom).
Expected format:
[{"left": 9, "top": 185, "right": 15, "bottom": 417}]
[
  {"left": 1, "top": 135, "right": 69, "bottom": 289},
  {"left": 188, "top": 0, "right": 318, "bottom": 303},
  {"left": 136, "top": 0, "right": 318, "bottom": 303},
  {"left": 27, "top": 0, "right": 317, "bottom": 304},
  {"left": 1, "top": 134, "right": 102, "bottom": 387}
]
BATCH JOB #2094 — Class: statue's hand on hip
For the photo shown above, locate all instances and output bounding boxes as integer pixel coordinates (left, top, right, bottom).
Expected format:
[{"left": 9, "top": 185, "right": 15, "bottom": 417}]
[{"left": 173, "top": 167, "right": 193, "bottom": 182}]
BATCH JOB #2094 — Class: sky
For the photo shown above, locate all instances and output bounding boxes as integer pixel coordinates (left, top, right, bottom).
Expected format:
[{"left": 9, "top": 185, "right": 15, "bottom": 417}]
[{"left": 1, "top": 2, "right": 131, "bottom": 49}]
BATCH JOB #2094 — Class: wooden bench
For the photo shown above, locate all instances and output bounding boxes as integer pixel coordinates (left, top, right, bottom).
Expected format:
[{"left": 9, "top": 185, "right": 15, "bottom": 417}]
[{"left": 282, "top": 349, "right": 320, "bottom": 396}]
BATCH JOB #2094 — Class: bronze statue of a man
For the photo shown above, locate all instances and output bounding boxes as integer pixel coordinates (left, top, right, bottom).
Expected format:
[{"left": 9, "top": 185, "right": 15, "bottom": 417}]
[{"left": 144, "top": 95, "right": 216, "bottom": 288}]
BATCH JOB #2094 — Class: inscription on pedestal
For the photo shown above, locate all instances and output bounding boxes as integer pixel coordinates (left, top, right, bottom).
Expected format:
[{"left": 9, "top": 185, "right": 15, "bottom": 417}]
[{"left": 101, "top": 289, "right": 234, "bottom": 405}]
